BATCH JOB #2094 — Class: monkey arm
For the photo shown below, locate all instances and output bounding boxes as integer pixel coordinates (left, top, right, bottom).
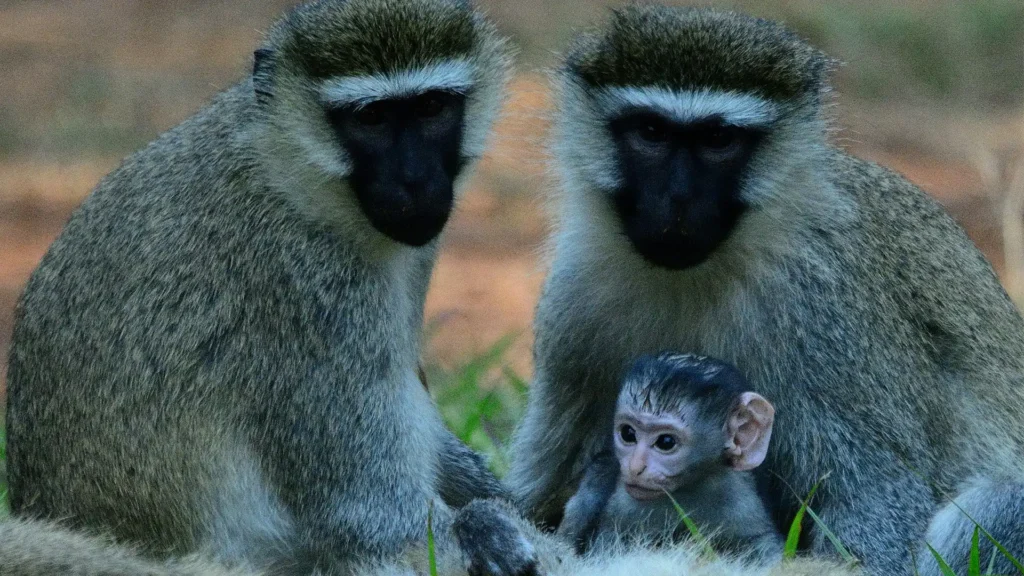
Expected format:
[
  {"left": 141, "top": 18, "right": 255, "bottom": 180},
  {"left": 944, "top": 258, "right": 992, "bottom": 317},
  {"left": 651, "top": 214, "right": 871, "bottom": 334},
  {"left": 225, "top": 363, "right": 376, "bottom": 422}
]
[
  {"left": 556, "top": 451, "right": 619, "bottom": 554},
  {"left": 507, "top": 279, "right": 623, "bottom": 525},
  {"left": 437, "top": 431, "right": 512, "bottom": 508},
  {"left": 506, "top": 369, "right": 599, "bottom": 526}
]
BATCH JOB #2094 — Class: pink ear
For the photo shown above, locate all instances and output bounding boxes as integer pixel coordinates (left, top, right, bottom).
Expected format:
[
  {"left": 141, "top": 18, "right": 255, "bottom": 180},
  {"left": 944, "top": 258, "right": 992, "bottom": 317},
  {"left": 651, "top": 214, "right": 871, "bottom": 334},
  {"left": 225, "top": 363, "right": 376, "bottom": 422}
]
[{"left": 724, "top": 392, "right": 775, "bottom": 471}]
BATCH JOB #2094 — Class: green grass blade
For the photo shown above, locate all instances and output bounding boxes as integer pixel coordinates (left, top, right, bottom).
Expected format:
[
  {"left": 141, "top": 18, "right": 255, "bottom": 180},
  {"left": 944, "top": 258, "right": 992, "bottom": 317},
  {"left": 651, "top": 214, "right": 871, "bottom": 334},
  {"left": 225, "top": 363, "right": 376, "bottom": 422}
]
[
  {"left": 783, "top": 479, "right": 822, "bottom": 559},
  {"left": 970, "top": 526, "right": 981, "bottom": 576},
  {"left": 927, "top": 543, "right": 958, "bottom": 576},
  {"left": 803, "top": 505, "right": 858, "bottom": 564},
  {"left": 899, "top": 461, "right": 1023, "bottom": 574},
  {"left": 664, "top": 491, "right": 718, "bottom": 561},
  {"left": 985, "top": 547, "right": 998, "bottom": 575},
  {"left": 982, "top": 531, "right": 1024, "bottom": 574},
  {"left": 427, "top": 501, "right": 438, "bottom": 576},
  {"left": 502, "top": 366, "right": 529, "bottom": 395},
  {"left": 770, "top": 471, "right": 857, "bottom": 565}
]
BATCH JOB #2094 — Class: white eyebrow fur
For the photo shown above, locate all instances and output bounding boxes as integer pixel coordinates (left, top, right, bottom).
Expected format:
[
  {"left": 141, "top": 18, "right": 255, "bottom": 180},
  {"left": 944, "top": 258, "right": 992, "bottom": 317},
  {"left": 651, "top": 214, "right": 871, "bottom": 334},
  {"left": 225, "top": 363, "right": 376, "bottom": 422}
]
[
  {"left": 595, "top": 86, "right": 780, "bottom": 127},
  {"left": 320, "top": 59, "right": 475, "bottom": 108}
]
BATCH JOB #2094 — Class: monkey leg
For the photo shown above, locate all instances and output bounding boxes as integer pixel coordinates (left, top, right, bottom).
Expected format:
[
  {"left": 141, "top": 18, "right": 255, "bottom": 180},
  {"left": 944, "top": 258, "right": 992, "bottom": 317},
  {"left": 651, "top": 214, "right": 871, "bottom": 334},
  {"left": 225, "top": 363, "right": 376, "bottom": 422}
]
[
  {"left": 808, "top": 465, "right": 934, "bottom": 576},
  {"left": 917, "top": 477, "right": 1024, "bottom": 576}
]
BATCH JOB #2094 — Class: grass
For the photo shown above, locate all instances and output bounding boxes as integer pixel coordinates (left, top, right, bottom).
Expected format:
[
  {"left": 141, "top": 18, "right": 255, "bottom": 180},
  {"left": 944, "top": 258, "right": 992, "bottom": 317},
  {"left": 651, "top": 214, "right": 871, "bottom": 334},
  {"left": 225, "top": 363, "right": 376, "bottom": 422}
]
[
  {"left": 427, "top": 339, "right": 1021, "bottom": 573},
  {"left": 769, "top": 0, "right": 1024, "bottom": 107},
  {"left": 427, "top": 501, "right": 439, "bottom": 576},
  {"left": 427, "top": 335, "right": 529, "bottom": 478},
  {"left": 0, "top": 339, "right": 1020, "bottom": 574},
  {"left": 665, "top": 491, "right": 719, "bottom": 561}
]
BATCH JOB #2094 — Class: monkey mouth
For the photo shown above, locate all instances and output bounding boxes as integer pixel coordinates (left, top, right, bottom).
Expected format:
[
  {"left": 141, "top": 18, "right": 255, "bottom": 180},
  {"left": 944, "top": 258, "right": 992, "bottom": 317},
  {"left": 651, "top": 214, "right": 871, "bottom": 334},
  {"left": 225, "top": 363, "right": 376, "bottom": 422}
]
[{"left": 624, "top": 482, "right": 667, "bottom": 501}]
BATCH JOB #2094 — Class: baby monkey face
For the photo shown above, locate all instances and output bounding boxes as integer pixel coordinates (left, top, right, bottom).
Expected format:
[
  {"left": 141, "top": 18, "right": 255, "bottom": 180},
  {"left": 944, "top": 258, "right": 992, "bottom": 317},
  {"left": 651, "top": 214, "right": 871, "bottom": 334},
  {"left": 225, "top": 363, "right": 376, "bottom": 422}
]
[{"left": 613, "top": 409, "right": 696, "bottom": 500}]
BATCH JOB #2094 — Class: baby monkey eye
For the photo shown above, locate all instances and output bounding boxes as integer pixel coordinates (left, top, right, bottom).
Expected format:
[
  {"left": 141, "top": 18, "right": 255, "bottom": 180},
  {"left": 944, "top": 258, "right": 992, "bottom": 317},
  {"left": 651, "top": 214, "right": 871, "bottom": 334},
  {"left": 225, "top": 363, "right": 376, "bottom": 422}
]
[
  {"left": 619, "top": 425, "right": 637, "bottom": 444},
  {"left": 654, "top": 434, "right": 678, "bottom": 451}
]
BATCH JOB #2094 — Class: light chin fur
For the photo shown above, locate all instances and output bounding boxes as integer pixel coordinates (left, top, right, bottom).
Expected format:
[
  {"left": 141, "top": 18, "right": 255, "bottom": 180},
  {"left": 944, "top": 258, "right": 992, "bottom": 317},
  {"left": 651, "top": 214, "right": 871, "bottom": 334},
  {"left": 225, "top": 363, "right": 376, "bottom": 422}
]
[
  {"left": 0, "top": 517, "right": 863, "bottom": 576},
  {"left": 370, "top": 538, "right": 863, "bottom": 576}
]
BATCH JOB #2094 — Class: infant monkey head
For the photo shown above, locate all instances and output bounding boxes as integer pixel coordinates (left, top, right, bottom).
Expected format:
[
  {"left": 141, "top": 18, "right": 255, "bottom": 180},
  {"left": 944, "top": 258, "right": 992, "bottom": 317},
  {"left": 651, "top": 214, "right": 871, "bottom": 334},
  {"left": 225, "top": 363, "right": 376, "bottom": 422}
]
[{"left": 614, "top": 352, "right": 775, "bottom": 501}]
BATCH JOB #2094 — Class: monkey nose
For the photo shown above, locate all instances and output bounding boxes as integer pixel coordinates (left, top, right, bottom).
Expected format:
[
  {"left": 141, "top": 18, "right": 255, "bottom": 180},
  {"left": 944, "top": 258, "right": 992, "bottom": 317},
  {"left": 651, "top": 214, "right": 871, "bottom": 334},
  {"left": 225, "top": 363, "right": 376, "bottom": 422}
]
[
  {"left": 629, "top": 456, "right": 647, "bottom": 476},
  {"left": 400, "top": 181, "right": 426, "bottom": 200}
]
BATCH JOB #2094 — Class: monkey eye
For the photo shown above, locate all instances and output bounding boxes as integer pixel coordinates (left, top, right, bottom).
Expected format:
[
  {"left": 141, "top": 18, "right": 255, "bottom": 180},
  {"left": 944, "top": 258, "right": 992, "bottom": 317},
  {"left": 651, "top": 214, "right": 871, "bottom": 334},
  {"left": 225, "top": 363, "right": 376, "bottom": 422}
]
[
  {"left": 654, "top": 434, "right": 678, "bottom": 452},
  {"left": 353, "top": 102, "right": 386, "bottom": 126},
  {"left": 414, "top": 91, "right": 448, "bottom": 119},
  {"left": 695, "top": 125, "right": 741, "bottom": 153},
  {"left": 638, "top": 121, "right": 670, "bottom": 143},
  {"left": 619, "top": 425, "right": 637, "bottom": 444}
]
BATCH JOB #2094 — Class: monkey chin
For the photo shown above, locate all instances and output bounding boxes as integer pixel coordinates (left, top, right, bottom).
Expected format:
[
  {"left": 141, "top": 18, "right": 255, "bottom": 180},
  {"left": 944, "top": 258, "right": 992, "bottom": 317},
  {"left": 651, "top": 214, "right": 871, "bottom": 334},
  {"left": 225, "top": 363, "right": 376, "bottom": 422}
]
[{"left": 624, "top": 483, "right": 669, "bottom": 502}]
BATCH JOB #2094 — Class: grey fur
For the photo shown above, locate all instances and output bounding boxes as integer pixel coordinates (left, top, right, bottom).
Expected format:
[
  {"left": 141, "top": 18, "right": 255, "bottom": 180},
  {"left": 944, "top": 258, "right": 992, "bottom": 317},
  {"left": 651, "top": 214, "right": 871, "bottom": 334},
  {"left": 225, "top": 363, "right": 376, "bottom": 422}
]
[
  {"left": 508, "top": 6, "right": 1024, "bottom": 576},
  {"left": 917, "top": 478, "right": 1024, "bottom": 576},
  {"left": 0, "top": 518, "right": 261, "bottom": 576},
  {"left": 2, "top": 513, "right": 864, "bottom": 576},
  {"left": 558, "top": 362, "right": 782, "bottom": 563},
  {"left": 0, "top": 510, "right": 567, "bottom": 576},
  {"left": 5, "top": 0, "right": 517, "bottom": 573},
  {"left": 585, "top": 468, "right": 782, "bottom": 563},
  {"left": 557, "top": 451, "right": 620, "bottom": 554},
  {"left": 564, "top": 5, "right": 832, "bottom": 102},
  {"left": 453, "top": 501, "right": 540, "bottom": 576}
]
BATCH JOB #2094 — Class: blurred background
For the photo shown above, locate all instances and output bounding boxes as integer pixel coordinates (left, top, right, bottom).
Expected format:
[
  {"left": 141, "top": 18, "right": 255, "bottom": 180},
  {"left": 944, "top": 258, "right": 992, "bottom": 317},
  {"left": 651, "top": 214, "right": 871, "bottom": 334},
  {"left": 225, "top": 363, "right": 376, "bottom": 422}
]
[{"left": 1, "top": 0, "right": 1023, "bottom": 420}]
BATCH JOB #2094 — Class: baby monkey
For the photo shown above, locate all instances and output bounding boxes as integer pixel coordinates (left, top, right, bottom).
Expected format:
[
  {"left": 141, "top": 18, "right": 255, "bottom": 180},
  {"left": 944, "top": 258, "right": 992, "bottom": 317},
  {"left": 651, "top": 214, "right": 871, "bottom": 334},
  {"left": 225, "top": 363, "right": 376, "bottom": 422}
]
[{"left": 558, "top": 352, "right": 783, "bottom": 562}]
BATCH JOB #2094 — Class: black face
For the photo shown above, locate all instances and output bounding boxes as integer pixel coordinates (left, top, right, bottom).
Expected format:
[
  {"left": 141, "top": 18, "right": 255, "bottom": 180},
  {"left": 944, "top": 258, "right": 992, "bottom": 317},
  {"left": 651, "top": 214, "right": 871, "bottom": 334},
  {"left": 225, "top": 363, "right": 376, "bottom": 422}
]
[
  {"left": 327, "top": 90, "right": 467, "bottom": 247},
  {"left": 607, "top": 110, "right": 763, "bottom": 270}
]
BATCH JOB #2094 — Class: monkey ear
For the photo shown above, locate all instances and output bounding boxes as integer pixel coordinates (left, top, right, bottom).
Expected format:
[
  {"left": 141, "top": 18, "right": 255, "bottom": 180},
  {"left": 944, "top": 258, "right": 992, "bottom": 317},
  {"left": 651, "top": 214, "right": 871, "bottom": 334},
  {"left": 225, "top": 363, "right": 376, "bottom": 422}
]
[
  {"left": 723, "top": 392, "right": 775, "bottom": 471},
  {"left": 252, "top": 48, "right": 276, "bottom": 106}
]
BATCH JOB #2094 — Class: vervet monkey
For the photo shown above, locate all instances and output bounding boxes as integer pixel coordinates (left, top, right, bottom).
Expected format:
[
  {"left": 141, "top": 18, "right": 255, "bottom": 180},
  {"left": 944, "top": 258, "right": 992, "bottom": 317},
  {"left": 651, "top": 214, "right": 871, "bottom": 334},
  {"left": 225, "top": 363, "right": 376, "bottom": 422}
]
[
  {"left": 558, "top": 353, "right": 782, "bottom": 563},
  {"left": 508, "top": 5, "right": 1024, "bottom": 574},
  {"left": 4, "top": 0, "right": 534, "bottom": 573}
]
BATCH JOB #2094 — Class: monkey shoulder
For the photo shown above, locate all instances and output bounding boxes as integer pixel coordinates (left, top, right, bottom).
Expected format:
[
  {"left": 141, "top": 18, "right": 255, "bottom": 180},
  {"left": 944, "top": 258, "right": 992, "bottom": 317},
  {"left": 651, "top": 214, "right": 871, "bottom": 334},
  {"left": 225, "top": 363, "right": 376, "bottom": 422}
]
[
  {"left": 824, "top": 148, "right": 1024, "bottom": 356},
  {"left": 824, "top": 149, "right": 998, "bottom": 280},
  {"left": 25, "top": 83, "right": 262, "bottom": 290},
  {"left": 11, "top": 82, "right": 392, "bottom": 389},
  {"left": 716, "top": 472, "right": 777, "bottom": 538}
]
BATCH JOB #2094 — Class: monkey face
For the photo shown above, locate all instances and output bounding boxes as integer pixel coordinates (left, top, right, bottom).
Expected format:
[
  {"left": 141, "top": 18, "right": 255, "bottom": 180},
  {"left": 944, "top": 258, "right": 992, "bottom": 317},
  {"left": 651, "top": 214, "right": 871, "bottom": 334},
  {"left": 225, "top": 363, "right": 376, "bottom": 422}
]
[
  {"left": 327, "top": 90, "right": 468, "bottom": 246},
  {"left": 613, "top": 412, "right": 693, "bottom": 500},
  {"left": 606, "top": 111, "right": 763, "bottom": 270}
]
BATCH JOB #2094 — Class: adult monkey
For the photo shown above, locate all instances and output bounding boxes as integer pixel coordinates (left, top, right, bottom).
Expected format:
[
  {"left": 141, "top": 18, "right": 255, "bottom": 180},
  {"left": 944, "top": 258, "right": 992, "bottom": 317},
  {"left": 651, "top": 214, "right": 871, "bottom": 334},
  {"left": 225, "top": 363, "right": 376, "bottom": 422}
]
[
  {"left": 4, "top": 0, "right": 538, "bottom": 573},
  {"left": 507, "top": 5, "right": 1024, "bottom": 575}
]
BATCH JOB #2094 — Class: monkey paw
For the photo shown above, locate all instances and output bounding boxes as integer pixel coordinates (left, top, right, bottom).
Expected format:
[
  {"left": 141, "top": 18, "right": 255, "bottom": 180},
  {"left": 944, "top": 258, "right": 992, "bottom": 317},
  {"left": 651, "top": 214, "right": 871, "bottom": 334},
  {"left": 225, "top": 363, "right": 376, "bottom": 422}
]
[{"left": 453, "top": 500, "right": 541, "bottom": 576}]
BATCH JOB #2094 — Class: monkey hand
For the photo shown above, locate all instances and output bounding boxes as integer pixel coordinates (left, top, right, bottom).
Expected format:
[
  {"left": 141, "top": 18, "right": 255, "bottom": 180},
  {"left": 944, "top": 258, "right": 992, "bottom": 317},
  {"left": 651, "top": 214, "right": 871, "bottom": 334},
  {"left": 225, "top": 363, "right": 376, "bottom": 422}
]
[{"left": 453, "top": 499, "right": 541, "bottom": 576}]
